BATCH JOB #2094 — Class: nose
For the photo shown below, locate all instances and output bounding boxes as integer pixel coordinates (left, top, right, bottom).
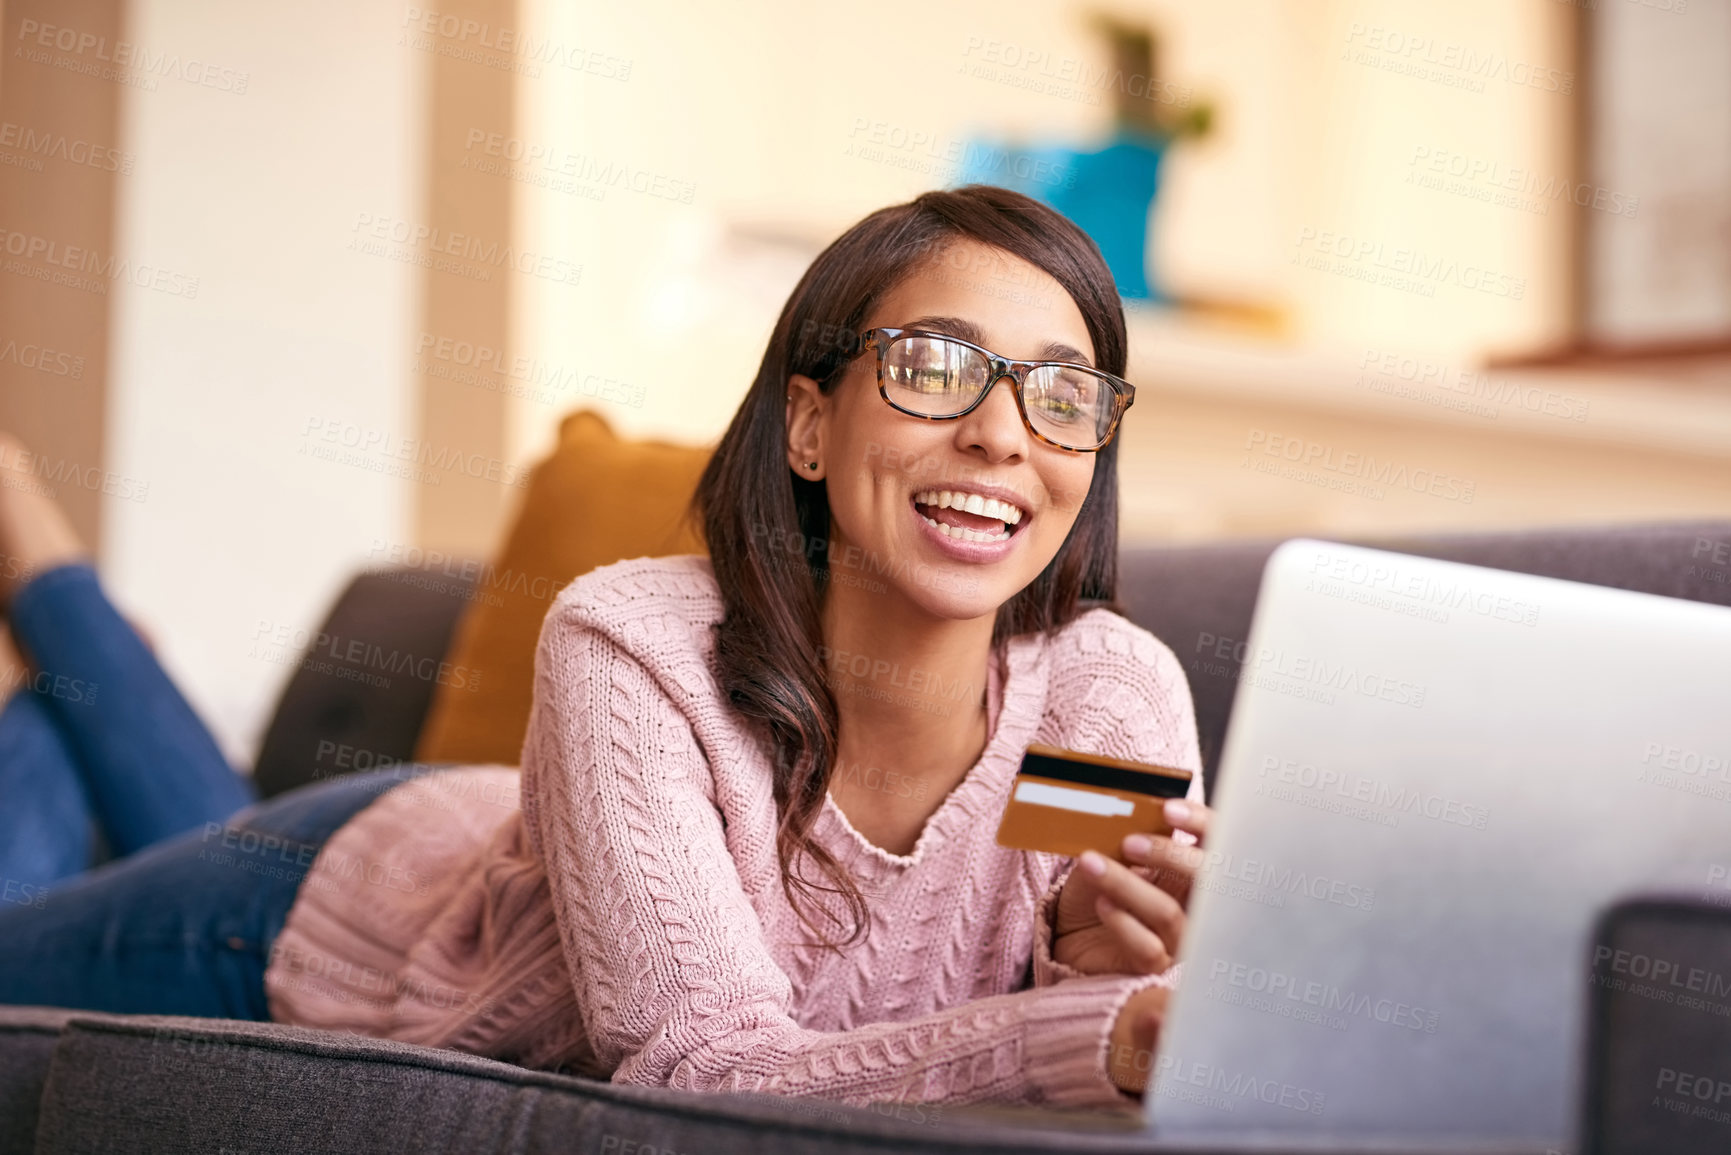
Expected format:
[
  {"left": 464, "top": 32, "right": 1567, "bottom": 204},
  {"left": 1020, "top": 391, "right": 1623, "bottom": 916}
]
[{"left": 954, "top": 373, "right": 1029, "bottom": 462}]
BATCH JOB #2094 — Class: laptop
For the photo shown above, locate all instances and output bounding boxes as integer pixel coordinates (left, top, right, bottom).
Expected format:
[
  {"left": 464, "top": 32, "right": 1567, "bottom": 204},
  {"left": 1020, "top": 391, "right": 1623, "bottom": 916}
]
[{"left": 1146, "top": 539, "right": 1731, "bottom": 1149}]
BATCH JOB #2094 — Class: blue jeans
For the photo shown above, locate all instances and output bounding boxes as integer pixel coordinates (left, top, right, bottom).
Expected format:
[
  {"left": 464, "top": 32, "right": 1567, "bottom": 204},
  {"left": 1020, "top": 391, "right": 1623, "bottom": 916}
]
[{"left": 0, "top": 564, "right": 427, "bottom": 1017}]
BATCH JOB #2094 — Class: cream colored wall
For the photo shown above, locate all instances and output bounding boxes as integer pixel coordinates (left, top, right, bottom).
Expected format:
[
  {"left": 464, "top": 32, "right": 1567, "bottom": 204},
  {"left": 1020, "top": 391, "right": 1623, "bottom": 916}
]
[
  {"left": 105, "top": 0, "right": 425, "bottom": 763},
  {"left": 505, "top": 0, "right": 1575, "bottom": 465}
]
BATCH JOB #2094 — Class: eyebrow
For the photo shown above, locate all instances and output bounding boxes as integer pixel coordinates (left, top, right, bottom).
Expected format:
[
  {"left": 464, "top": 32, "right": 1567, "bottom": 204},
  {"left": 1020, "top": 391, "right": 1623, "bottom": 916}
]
[{"left": 900, "top": 314, "right": 1095, "bottom": 367}]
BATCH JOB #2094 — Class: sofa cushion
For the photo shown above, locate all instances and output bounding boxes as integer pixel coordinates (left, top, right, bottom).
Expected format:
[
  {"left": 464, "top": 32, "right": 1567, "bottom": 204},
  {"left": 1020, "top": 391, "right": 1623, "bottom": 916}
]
[
  {"left": 415, "top": 410, "right": 709, "bottom": 765},
  {"left": 16, "top": 1009, "right": 1560, "bottom": 1154},
  {"left": 0, "top": 1006, "right": 74, "bottom": 1155},
  {"left": 25, "top": 1012, "right": 1151, "bottom": 1155},
  {"left": 252, "top": 568, "right": 480, "bottom": 798}
]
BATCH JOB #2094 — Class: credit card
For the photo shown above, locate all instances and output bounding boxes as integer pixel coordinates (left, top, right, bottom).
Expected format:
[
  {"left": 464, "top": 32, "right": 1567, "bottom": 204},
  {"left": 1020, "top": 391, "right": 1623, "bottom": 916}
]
[{"left": 995, "top": 742, "right": 1194, "bottom": 862}]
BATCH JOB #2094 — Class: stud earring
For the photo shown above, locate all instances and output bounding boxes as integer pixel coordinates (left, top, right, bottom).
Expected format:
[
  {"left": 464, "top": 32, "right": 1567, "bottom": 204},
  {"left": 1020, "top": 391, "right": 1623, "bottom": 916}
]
[{"left": 805, "top": 462, "right": 819, "bottom": 471}]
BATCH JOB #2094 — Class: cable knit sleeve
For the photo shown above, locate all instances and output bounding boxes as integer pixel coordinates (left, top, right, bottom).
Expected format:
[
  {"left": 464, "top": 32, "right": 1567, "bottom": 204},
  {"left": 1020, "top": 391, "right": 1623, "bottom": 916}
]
[
  {"left": 1029, "top": 610, "right": 1209, "bottom": 990},
  {"left": 522, "top": 596, "right": 1163, "bottom": 1110}
]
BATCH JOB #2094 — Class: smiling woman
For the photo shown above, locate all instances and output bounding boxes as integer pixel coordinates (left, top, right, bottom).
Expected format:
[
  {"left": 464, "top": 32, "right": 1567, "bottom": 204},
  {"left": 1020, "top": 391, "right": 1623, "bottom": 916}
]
[{"left": 0, "top": 185, "right": 1211, "bottom": 1116}]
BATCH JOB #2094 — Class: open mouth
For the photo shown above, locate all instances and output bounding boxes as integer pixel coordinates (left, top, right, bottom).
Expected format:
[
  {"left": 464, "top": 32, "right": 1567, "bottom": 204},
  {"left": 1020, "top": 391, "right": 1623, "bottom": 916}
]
[{"left": 911, "top": 489, "right": 1027, "bottom": 544}]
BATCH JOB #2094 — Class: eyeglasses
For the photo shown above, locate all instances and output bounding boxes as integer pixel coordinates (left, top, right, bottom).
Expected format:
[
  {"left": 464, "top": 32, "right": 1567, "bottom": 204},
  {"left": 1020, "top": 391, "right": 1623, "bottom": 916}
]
[{"left": 848, "top": 328, "right": 1135, "bottom": 452}]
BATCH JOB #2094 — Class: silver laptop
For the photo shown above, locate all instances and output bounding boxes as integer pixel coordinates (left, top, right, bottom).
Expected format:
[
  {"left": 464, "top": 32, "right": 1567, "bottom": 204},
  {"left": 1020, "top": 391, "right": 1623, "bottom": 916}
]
[{"left": 1146, "top": 539, "right": 1731, "bottom": 1148}]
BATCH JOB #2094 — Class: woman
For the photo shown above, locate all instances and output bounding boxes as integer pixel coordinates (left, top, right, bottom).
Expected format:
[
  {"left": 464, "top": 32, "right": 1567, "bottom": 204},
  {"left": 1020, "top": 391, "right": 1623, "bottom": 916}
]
[{"left": 0, "top": 185, "right": 1212, "bottom": 1110}]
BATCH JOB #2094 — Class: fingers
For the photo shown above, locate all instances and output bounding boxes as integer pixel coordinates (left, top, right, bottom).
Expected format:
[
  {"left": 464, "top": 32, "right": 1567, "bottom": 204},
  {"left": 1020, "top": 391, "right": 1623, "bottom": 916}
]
[
  {"left": 1079, "top": 850, "right": 1186, "bottom": 963},
  {"left": 1163, "top": 798, "right": 1212, "bottom": 842},
  {"left": 1121, "top": 831, "right": 1205, "bottom": 899},
  {"left": 1094, "top": 894, "right": 1174, "bottom": 974},
  {"left": 1133, "top": 988, "right": 1168, "bottom": 1051}
]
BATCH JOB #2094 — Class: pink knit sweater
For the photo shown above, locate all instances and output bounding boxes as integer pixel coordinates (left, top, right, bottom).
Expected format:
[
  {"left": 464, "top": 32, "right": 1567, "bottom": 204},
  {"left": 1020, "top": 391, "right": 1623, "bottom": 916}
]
[{"left": 265, "top": 554, "right": 1205, "bottom": 1112}]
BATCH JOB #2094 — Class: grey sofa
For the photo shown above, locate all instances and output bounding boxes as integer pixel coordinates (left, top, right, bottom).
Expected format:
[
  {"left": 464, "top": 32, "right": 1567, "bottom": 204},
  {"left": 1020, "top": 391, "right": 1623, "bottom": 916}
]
[{"left": 6, "top": 520, "right": 1731, "bottom": 1154}]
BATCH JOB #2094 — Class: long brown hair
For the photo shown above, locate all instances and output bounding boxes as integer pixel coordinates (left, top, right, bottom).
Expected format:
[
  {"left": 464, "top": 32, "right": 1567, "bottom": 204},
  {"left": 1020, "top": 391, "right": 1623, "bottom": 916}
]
[{"left": 690, "top": 185, "right": 1128, "bottom": 950}]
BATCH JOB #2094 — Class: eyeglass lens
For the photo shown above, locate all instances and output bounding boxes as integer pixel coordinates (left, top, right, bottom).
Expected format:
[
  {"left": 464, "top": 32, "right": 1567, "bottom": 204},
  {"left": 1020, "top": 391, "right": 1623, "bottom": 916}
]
[{"left": 881, "top": 335, "right": 1116, "bottom": 448}]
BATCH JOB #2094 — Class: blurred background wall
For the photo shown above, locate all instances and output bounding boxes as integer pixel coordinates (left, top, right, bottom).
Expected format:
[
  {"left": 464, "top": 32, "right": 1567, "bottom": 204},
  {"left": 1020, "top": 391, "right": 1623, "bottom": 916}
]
[{"left": 2, "top": 0, "right": 1727, "bottom": 764}]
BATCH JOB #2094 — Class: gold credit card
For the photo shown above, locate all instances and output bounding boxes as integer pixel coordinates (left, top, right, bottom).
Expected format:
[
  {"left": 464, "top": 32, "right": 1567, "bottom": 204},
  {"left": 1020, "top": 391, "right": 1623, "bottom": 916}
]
[{"left": 995, "top": 742, "right": 1194, "bottom": 862}]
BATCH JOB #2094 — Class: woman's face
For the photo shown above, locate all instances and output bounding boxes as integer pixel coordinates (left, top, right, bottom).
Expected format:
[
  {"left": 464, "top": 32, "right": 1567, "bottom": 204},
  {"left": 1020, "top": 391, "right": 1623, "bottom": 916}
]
[{"left": 786, "top": 238, "right": 1103, "bottom": 623}]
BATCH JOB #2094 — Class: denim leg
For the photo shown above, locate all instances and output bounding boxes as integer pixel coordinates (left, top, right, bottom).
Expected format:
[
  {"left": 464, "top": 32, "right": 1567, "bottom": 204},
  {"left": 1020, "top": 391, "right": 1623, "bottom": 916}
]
[
  {"left": 0, "top": 690, "right": 96, "bottom": 894},
  {"left": 7, "top": 563, "right": 255, "bottom": 856},
  {"left": 0, "top": 764, "right": 433, "bottom": 1018}
]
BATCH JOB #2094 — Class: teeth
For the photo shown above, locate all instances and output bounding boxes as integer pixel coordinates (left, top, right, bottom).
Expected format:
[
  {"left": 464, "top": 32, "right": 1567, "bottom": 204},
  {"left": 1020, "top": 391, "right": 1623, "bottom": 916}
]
[
  {"left": 911, "top": 489, "right": 1025, "bottom": 525},
  {"left": 920, "top": 513, "right": 1012, "bottom": 543}
]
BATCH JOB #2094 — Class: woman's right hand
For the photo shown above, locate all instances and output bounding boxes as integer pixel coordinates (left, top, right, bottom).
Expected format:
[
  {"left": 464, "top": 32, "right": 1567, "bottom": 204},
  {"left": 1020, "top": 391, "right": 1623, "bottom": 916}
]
[{"left": 1106, "top": 984, "right": 1168, "bottom": 1095}]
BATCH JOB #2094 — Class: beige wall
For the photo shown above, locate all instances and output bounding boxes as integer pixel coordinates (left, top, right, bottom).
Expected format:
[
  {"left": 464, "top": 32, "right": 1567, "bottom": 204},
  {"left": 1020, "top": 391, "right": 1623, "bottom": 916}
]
[
  {"left": 0, "top": 0, "right": 125, "bottom": 550},
  {"left": 15, "top": 0, "right": 1719, "bottom": 767},
  {"left": 102, "top": 0, "right": 426, "bottom": 763},
  {"left": 412, "top": 0, "right": 516, "bottom": 559},
  {"left": 503, "top": 0, "right": 1578, "bottom": 466}
]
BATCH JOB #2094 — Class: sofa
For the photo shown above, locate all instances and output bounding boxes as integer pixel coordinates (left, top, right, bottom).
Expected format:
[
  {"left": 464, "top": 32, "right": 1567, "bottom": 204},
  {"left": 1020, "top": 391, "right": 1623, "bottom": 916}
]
[{"left": 6, "top": 496, "right": 1730, "bottom": 1151}]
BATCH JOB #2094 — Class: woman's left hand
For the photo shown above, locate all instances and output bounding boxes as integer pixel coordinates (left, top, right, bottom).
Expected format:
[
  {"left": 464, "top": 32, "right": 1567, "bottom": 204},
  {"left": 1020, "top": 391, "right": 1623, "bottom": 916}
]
[{"left": 1051, "top": 799, "right": 1214, "bottom": 978}]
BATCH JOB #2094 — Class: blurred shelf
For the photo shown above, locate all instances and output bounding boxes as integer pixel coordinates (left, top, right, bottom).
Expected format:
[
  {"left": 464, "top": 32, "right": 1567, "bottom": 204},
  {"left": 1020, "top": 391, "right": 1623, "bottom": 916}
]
[
  {"left": 1125, "top": 305, "right": 1731, "bottom": 462},
  {"left": 1114, "top": 307, "right": 1731, "bottom": 545}
]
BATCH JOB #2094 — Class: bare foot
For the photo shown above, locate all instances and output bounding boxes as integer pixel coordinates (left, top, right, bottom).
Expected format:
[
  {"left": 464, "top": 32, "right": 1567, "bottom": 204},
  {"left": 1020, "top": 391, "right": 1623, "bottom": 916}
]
[
  {"left": 0, "top": 433, "right": 88, "bottom": 609},
  {"left": 0, "top": 623, "right": 25, "bottom": 709}
]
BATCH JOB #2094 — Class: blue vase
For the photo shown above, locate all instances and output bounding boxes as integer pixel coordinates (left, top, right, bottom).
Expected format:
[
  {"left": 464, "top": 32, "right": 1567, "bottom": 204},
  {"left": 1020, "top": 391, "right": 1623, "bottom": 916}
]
[{"left": 956, "top": 132, "right": 1167, "bottom": 302}]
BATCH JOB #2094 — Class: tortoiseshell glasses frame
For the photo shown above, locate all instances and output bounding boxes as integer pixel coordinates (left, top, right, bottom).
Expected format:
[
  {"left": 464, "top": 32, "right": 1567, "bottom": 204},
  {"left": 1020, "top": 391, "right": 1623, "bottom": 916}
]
[{"left": 847, "top": 327, "right": 1135, "bottom": 453}]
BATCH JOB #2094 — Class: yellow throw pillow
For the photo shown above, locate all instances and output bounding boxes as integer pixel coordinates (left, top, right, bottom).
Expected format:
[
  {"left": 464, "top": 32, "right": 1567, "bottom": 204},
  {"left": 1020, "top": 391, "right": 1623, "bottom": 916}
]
[{"left": 415, "top": 409, "right": 711, "bottom": 765}]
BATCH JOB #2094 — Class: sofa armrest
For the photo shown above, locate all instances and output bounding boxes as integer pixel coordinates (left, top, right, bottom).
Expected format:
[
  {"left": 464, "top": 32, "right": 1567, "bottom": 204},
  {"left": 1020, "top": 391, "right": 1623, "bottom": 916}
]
[
  {"left": 1582, "top": 892, "right": 1731, "bottom": 1154},
  {"left": 251, "top": 566, "right": 478, "bottom": 798}
]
